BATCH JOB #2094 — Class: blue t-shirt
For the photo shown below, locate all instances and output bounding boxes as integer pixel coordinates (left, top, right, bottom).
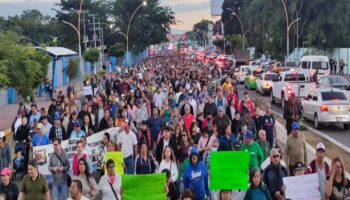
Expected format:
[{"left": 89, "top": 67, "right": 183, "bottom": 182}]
[{"left": 32, "top": 134, "right": 50, "bottom": 146}]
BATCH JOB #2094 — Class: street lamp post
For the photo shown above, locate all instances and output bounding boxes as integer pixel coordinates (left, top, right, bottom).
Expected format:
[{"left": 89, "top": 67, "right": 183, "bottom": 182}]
[
  {"left": 126, "top": 1, "right": 147, "bottom": 53},
  {"left": 62, "top": 20, "right": 82, "bottom": 80},
  {"left": 281, "top": 0, "right": 300, "bottom": 59},
  {"left": 227, "top": 8, "right": 245, "bottom": 50}
]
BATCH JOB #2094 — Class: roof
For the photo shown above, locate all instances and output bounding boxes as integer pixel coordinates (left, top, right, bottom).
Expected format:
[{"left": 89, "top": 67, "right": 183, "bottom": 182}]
[{"left": 35, "top": 47, "right": 78, "bottom": 58}]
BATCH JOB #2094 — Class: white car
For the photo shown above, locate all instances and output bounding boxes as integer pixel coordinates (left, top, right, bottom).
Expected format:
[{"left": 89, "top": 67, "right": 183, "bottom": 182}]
[
  {"left": 236, "top": 65, "right": 257, "bottom": 84},
  {"left": 256, "top": 72, "right": 277, "bottom": 95},
  {"left": 302, "top": 88, "right": 350, "bottom": 130}
]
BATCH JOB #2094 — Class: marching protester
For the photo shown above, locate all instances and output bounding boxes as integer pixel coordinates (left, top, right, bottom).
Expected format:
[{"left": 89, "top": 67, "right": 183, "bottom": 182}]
[
  {"left": 98, "top": 159, "right": 122, "bottom": 199},
  {"left": 68, "top": 179, "right": 89, "bottom": 200},
  {"left": 244, "top": 168, "right": 272, "bottom": 200},
  {"left": 0, "top": 168, "right": 19, "bottom": 200},
  {"left": 326, "top": 157, "right": 350, "bottom": 200},
  {"left": 74, "top": 158, "right": 98, "bottom": 199}
]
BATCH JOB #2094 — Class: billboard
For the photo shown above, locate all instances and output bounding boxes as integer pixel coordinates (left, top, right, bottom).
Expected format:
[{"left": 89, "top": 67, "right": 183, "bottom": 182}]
[{"left": 211, "top": 0, "right": 224, "bottom": 16}]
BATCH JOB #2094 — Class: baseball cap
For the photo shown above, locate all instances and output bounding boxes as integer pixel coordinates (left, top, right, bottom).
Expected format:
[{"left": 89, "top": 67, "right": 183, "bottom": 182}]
[
  {"left": 37, "top": 123, "right": 44, "bottom": 129},
  {"left": 293, "top": 161, "right": 305, "bottom": 170},
  {"left": 316, "top": 142, "right": 326, "bottom": 151},
  {"left": 292, "top": 122, "right": 300, "bottom": 130},
  {"left": 54, "top": 112, "right": 60, "bottom": 120},
  {"left": 245, "top": 130, "right": 254, "bottom": 139},
  {"left": 74, "top": 121, "right": 80, "bottom": 127},
  {"left": 217, "top": 106, "right": 224, "bottom": 112},
  {"left": 0, "top": 168, "right": 11, "bottom": 176},
  {"left": 122, "top": 123, "right": 130, "bottom": 129}
]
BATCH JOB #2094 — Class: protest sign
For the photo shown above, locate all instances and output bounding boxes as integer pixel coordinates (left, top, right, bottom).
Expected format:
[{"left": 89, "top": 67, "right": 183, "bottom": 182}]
[
  {"left": 122, "top": 173, "right": 166, "bottom": 200},
  {"left": 283, "top": 173, "right": 321, "bottom": 200},
  {"left": 83, "top": 86, "right": 93, "bottom": 96},
  {"left": 210, "top": 151, "right": 250, "bottom": 190},
  {"left": 103, "top": 152, "right": 124, "bottom": 175},
  {"left": 33, "top": 127, "right": 120, "bottom": 176}
]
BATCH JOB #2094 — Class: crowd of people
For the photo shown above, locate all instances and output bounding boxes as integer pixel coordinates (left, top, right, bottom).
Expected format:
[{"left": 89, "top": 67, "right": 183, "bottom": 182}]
[{"left": 0, "top": 54, "right": 349, "bottom": 200}]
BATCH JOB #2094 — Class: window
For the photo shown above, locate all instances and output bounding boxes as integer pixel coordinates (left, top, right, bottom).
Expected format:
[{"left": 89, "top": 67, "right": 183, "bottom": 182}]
[
  {"left": 284, "top": 74, "right": 306, "bottom": 81},
  {"left": 312, "top": 61, "right": 329, "bottom": 70},
  {"left": 329, "top": 77, "right": 349, "bottom": 86},
  {"left": 264, "top": 74, "right": 277, "bottom": 80},
  {"left": 321, "top": 91, "right": 347, "bottom": 101},
  {"left": 301, "top": 61, "right": 309, "bottom": 69}
]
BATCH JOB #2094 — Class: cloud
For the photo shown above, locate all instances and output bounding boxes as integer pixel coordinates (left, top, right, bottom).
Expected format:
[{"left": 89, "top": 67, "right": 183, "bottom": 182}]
[{"left": 0, "top": 0, "right": 58, "bottom": 17}]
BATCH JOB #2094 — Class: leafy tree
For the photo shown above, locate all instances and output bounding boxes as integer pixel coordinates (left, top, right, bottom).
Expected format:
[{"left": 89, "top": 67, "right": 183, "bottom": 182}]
[
  {"left": 67, "top": 59, "right": 79, "bottom": 79},
  {"left": 84, "top": 48, "right": 100, "bottom": 74},
  {"left": 0, "top": 31, "right": 50, "bottom": 100},
  {"left": 108, "top": 43, "right": 125, "bottom": 58}
]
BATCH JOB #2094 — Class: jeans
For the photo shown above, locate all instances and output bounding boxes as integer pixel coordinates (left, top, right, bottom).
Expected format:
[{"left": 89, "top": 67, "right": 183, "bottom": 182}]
[
  {"left": 53, "top": 182, "right": 68, "bottom": 200},
  {"left": 124, "top": 155, "right": 134, "bottom": 174}
]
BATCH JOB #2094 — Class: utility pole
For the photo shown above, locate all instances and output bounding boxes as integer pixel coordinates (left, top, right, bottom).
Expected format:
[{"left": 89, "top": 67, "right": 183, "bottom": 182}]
[
  {"left": 89, "top": 14, "right": 98, "bottom": 48},
  {"left": 82, "top": 11, "right": 88, "bottom": 49}
]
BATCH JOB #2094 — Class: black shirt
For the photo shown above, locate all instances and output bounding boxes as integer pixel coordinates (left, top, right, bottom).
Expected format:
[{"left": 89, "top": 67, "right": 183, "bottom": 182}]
[{"left": 0, "top": 182, "right": 19, "bottom": 200}]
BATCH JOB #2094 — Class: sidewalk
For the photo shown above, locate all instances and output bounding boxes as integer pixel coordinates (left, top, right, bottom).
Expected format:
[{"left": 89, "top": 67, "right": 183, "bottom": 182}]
[{"left": 0, "top": 86, "right": 68, "bottom": 131}]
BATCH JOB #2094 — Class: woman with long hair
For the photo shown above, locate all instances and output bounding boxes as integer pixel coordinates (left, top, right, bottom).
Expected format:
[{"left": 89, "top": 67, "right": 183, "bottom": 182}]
[
  {"left": 172, "top": 123, "right": 183, "bottom": 159},
  {"left": 326, "top": 157, "right": 350, "bottom": 200},
  {"left": 75, "top": 158, "right": 98, "bottom": 199},
  {"left": 244, "top": 168, "right": 272, "bottom": 200},
  {"left": 178, "top": 132, "right": 191, "bottom": 164},
  {"left": 159, "top": 146, "right": 178, "bottom": 183},
  {"left": 72, "top": 141, "right": 92, "bottom": 176},
  {"left": 189, "top": 122, "right": 201, "bottom": 147}
]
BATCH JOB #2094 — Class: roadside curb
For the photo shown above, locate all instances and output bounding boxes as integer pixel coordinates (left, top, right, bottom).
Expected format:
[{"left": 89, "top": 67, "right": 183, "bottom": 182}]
[
  {"left": 271, "top": 110, "right": 350, "bottom": 154},
  {"left": 273, "top": 110, "right": 350, "bottom": 179}
]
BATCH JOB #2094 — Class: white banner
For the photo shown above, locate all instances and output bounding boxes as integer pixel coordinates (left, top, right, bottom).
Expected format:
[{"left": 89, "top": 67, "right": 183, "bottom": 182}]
[
  {"left": 33, "top": 127, "right": 121, "bottom": 176},
  {"left": 83, "top": 86, "right": 93, "bottom": 96},
  {"left": 283, "top": 173, "right": 321, "bottom": 200}
]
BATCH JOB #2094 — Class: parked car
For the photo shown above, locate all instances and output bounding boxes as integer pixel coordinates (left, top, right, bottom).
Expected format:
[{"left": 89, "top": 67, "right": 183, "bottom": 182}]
[
  {"left": 244, "top": 68, "right": 264, "bottom": 90},
  {"left": 256, "top": 72, "right": 278, "bottom": 95},
  {"left": 270, "top": 71, "right": 316, "bottom": 109},
  {"left": 302, "top": 88, "right": 350, "bottom": 130}
]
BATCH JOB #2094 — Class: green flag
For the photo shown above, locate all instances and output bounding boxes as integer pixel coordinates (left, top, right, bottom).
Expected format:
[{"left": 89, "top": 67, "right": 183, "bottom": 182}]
[
  {"left": 122, "top": 173, "right": 167, "bottom": 200},
  {"left": 210, "top": 151, "right": 250, "bottom": 190}
]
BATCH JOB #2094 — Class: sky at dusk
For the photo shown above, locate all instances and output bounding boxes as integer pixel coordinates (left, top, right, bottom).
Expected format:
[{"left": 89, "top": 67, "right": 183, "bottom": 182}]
[{"left": 0, "top": 0, "right": 220, "bottom": 34}]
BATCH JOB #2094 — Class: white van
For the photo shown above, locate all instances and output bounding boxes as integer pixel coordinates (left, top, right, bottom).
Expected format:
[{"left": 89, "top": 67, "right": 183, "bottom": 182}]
[{"left": 298, "top": 56, "right": 330, "bottom": 80}]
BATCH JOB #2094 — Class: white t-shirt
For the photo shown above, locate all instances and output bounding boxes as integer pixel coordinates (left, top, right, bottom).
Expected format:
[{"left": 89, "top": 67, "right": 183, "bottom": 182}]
[
  {"left": 98, "top": 174, "right": 121, "bottom": 200},
  {"left": 159, "top": 160, "right": 178, "bottom": 182},
  {"left": 117, "top": 131, "right": 137, "bottom": 158}
]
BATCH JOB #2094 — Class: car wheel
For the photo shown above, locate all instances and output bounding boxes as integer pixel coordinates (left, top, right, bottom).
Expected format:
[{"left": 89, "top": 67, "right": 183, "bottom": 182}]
[
  {"left": 314, "top": 114, "right": 320, "bottom": 129},
  {"left": 271, "top": 92, "right": 275, "bottom": 104},
  {"left": 344, "top": 124, "right": 350, "bottom": 130}
]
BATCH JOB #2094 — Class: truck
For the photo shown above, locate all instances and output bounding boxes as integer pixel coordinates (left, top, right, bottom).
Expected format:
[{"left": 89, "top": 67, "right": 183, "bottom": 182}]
[{"left": 270, "top": 71, "right": 316, "bottom": 109}]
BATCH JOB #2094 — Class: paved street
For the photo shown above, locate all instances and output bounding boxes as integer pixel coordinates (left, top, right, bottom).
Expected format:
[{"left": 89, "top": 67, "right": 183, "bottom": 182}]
[{"left": 236, "top": 83, "right": 350, "bottom": 148}]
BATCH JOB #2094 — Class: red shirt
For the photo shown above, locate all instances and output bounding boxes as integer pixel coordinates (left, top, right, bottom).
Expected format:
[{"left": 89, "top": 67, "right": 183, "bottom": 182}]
[{"left": 183, "top": 114, "right": 195, "bottom": 131}]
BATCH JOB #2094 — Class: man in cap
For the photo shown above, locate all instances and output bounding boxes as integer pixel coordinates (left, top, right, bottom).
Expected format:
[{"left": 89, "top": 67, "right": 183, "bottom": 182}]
[
  {"left": 212, "top": 106, "right": 231, "bottom": 136},
  {"left": 306, "top": 142, "right": 330, "bottom": 199},
  {"left": 32, "top": 123, "right": 50, "bottom": 147},
  {"left": 240, "top": 130, "right": 264, "bottom": 170},
  {"left": 69, "top": 121, "right": 86, "bottom": 139},
  {"left": 284, "top": 122, "right": 307, "bottom": 176},
  {"left": 49, "top": 113, "right": 67, "bottom": 142},
  {"left": 0, "top": 168, "right": 19, "bottom": 200},
  {"left": 117, "top": 122, "right": 138, "bottom": 174},
  {"left": 293, "top": 161, "right": 306, "bottom": 176}
]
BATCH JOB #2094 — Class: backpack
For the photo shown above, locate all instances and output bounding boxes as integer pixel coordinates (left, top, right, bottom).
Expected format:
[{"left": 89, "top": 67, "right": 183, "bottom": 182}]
[{"left": 309, "top": 160, "right": 330, "bottom": 175}]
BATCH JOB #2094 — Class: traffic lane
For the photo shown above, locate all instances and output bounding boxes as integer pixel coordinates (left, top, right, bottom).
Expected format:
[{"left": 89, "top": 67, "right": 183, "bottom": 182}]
[{"left": 236, "top": 84, "right": 350, "bottom": 148}]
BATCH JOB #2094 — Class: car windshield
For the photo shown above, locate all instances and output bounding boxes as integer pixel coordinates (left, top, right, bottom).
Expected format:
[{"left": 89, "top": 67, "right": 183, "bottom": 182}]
[
  {"left": 284, "top": 74, "right": 306, "bottom": 81},
  {"left": 321, "top": 91, "right": 347, "bottom": 101},
  {"left": 313, "top": 61, "right": 329, "bottom": 70},
  {"left": 329, "top": 77, "right": 349, "bottom": 86},
  {"left": 264, "top": 74, "right": 277, "bottom": 80}
]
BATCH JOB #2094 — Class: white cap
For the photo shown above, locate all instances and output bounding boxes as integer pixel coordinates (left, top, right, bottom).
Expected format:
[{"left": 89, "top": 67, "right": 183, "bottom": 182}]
[
  {"left": 0, "top": 131, "right": 5, "bottom": 138},
  {"left": 37, "top": 123, "right": 44, "bottom": 130},
  {"left": 316, "top": 142, "right": 325, "bottom": 151}
]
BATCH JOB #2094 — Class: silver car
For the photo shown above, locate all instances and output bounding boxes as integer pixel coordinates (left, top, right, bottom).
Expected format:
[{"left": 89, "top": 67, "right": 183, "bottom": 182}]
[{"left": 302, "top": 88, "right": 350, "bottom": 130}]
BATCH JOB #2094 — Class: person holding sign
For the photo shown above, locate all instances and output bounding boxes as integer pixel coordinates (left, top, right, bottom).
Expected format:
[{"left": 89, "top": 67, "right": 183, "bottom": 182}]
[
  {"left": 244, "top": 168, "right": 272, "bottom": 200},
  {"left": 98, "top": 159, "right": 121, "bottom": 200},
  {"left": 183, "top": 147, "right": 210, "bottom": 200}
]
